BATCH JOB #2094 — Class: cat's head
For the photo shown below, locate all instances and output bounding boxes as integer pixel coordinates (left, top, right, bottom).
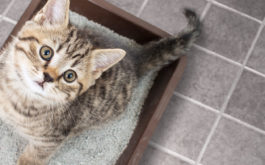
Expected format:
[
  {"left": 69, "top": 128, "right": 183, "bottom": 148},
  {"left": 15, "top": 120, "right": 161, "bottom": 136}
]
[{"left": 9, "top": 0, "right": 126, "bottom": 105}]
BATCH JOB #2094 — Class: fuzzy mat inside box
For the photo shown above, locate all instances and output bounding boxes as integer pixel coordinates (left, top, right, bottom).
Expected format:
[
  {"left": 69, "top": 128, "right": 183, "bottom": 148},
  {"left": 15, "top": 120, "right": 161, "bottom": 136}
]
[{"left": 0, "top": 11, "right": 158, "bottom": 165}]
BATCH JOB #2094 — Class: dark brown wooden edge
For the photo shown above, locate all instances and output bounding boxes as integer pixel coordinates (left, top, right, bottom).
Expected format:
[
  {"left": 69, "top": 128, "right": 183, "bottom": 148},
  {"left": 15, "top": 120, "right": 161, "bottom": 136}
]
[
  {"left": 88, "top": 0, "right": 169, "bottom": 43},
  {"left": 70, "top": 0, "right": 169, "bottom": 44},
  {"left": 125, "top": 57, "right": 186, "bottom": 165},
  {"left": 1, "top": 0, "right": 187, "bottom": 165}
]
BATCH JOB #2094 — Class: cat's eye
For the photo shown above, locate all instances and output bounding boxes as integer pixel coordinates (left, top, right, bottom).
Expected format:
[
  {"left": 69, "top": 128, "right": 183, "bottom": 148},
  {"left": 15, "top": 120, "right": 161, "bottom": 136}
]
[
  {"left": 40, "top": 46, "right": 53, "bottom": 61},
  {"left": 63, "top": 70, "right": 77, "bottom": 83}
]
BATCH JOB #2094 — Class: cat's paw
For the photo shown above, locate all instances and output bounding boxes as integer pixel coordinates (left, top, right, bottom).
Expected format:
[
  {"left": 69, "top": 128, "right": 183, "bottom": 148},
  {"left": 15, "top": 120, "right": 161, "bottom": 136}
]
[{"left": 17, "top": 156, "right": 44, "bottom": 165}]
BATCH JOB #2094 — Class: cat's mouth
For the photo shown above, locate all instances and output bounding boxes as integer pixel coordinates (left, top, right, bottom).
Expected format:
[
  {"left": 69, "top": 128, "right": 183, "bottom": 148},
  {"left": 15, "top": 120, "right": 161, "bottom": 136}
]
[
  {"left": 36, "top": 81, "right": 45, "bottom": 89},
  {"left": 17, "top": 67, "right": 45, "bottom": 93}
]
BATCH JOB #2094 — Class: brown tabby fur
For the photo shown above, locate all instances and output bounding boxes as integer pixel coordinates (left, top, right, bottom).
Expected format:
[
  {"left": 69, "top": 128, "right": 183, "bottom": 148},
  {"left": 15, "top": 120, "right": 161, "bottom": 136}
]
[{"left": 0, "top": 0, "right": 200, "bottom": 164}]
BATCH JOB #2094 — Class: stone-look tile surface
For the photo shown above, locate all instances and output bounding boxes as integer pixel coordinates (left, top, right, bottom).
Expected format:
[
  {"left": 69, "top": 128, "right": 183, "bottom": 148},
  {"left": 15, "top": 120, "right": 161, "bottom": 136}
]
[
  {"left": 176, "top": 47, "right": 240, "bottom": 109},
  {"left": 151, "top": 95, "right": 217, "bottom": 159},
  {"left": 140, "top": 0, "right": 206, "bottom": 34},
  {"left": 0, "top": 0, "right": 10, "bottom": 14},
  {"left": 6, "top": 0, "right": 31, "bottom": 21},
  {"left": 139, "top": 145, "right": 191, "bottom": 165},
  {"left": 104, "top": 0, "right": 144, "bottom": 15},
  {"left": 247, "top": 28, "right": 265, "bottom": 74},
  {"left": 226, "top": 70, "right": 265, "bottom": 130},
  {"left": 197, "top": 5, "right": 260, "bottom": 63},
  {"left": 202, "top": 118, "right": 265, "bottom": 165},
  {"left": 216, "top": 0, "right": 265, "bottom": 20},
  {"left": 0, "top": 20, "right": 15, "bottom": 47}
]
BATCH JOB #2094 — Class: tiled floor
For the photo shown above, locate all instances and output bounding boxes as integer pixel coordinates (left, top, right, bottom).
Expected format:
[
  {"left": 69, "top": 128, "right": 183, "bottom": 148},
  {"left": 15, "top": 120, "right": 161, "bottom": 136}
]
[
  {"left": 105, "top": 0, "right": 265, "bottom": 165},
  {"left": 1, "top": 0, "right": 265, "bottom": 165}
]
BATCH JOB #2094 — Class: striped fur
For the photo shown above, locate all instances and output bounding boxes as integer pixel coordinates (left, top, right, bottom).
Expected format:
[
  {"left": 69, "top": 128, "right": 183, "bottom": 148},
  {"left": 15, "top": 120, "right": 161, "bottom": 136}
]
[{"left": 0, "top": 0, "right": 201, "bottom": 165}]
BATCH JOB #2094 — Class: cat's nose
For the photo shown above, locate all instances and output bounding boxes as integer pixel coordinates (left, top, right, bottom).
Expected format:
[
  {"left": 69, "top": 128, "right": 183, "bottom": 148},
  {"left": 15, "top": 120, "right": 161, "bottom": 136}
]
[{"left": 43, "top": 72, "right": 54, "bottom": 83}]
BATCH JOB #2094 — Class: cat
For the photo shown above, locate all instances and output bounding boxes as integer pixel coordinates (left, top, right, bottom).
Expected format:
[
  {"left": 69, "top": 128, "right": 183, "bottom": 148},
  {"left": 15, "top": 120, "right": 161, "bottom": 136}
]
[{"left": 0, "top": 0, "right": 200, "bottom": 165}]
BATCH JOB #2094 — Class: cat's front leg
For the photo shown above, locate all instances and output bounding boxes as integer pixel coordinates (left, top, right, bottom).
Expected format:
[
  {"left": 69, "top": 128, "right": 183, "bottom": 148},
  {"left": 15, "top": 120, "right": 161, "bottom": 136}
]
[{"left": 17, "top": 142, "right": 61, "bottom": 165}]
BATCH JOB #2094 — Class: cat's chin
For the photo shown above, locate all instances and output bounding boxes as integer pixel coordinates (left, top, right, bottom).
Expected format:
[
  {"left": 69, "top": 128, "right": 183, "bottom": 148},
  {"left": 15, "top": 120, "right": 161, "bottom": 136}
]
[
  {"left": 27, "top": 81, "right": 69, "bottom": 105},
  {"left": 26, "top": 85, "right": 67, "bottom": 106},
  {"left": 21, "top": 76, "right": 68, "bottom": 104},
  {"left": 22, "top": 76, "right": 45, "bottom": 96},
  {"left": 28, "top": 82, "right": 53, "bottom": 98},
  {"left": 18, "top": 73, "right": 52, "bottom": 100}
]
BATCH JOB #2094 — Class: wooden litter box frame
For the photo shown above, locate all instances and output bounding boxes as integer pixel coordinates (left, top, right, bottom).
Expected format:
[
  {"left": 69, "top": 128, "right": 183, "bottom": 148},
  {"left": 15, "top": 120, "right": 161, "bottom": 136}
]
[{"left": 2, "top": 0, "right": 187, "bottom": 164}]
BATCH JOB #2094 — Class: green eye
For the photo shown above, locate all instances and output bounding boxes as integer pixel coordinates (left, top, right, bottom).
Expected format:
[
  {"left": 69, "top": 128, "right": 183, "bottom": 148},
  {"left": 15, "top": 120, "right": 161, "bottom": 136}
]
[
  {"left": 40, "top": 46, "right": 53, "bottom": 61},
  {"left": 63, "top": 70, "right": 77, "bottom": 83}
]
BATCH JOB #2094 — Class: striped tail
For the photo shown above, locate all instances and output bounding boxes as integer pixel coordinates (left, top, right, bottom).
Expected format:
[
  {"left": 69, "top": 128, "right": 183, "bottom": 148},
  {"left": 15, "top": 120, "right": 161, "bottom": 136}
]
[{"left": 136, "top": 8, "right": 201, "bottom": 76}]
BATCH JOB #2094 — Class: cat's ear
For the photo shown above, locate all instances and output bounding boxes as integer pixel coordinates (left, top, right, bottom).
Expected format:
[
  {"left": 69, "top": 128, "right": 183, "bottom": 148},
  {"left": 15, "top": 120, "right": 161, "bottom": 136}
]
[
  {"left": 91, "top": 49, "right": 126, "bottom": 79},
  {"left": 33, "top": 0, "right": 70, "bottom": 27}
]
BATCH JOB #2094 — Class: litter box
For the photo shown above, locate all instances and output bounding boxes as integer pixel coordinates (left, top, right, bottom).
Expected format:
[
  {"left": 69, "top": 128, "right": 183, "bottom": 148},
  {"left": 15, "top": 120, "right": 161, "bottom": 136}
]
[{"left": 2, "top": 0, "right": 186, "bottom": 164}]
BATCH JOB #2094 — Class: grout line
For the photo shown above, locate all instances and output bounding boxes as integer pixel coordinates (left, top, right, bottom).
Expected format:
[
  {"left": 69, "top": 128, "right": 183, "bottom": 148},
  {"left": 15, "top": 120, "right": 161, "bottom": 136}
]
[
  {"left": 242, "top": 20, "right": 265, "bottom": 66},
  {"left": 194, "top": 43, "right": 265, "bottom": 81},
  {"left": 222, "top": 114, "right": 265, "bottom": 136},
  {"left": 174, "top": 92, "right": 219, "bottom": 114},
  {"left": 149, "top": 141, "right": 196, "bottom": 165},
  {"left": 193, "top": 44, "right": 242, "bottom": 67},
  {"left": 244, "top": 66, "right": 265, "bottom": 79},
  {"left": 136, "top": 0, "right": 149, "bottom": 17},
  {"left": 1, "top": 16, "right": 17, "bottom": 25},
  {"left": 211, "top": 0, "right": 262, "bottom": 24},
  {"left": 200, "top": 1, "right": 212, "bottom": 21},
  {"left": 195, "top": 17, "right": 265, "bottom": 164},
  {"left": 196, "top": 114, "right": 222, "bottom": 165},
  {"left": 2, "top": 0, "right": 16, "bottom": 16},
  {"left": 194, "top": 45, "right": 265, "bottom": 79},
  {"left": 174, "top": 91, "right": 265, "bottom": 136}
]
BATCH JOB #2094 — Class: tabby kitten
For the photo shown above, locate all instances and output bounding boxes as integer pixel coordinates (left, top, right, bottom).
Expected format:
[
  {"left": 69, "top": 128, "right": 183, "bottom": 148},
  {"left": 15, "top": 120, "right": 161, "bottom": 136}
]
[{"left": 0, "top": 0, "right": 200, "bottom": 165}]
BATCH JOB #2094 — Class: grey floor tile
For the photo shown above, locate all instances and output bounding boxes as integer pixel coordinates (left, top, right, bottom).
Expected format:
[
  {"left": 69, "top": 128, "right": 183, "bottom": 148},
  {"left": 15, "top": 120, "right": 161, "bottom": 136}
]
[
  {"left": 226, "top": 70, "right": 265, "bottom": 131},
  {"left": 104, "top": 0, "right": 144, "bottom": 15},
  {"left": 176, "top": 47, "right": 240, "bottom": 109},
  {"left": 247, "top": 28, "right": 265, "bottom": 74},
  {"left": 6, "top": 0, "right": 31, "bottom": 21},
  {"left": 139, "top": 145, "right": 191, "bottom": 165},
  {"left": 0, "top": 0, "right": 10, "bottom": 14},
  {"left": 197, "top": 5, "right": 260, "bottom": 63},
  {"left": 151, "top": 95, "right": 217, "bottom": 160},
  {"left": 216, "top": 0, "right": 265, "bottom": 20},
  {"left": 139, "top": 0, "right": 206, "bottom": 34},
  {"left": 202, "top": 118, "right": 265, "bottom": 165},
  {"left": 0, "top": 20, "right": 15, "bottom": 47}
]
